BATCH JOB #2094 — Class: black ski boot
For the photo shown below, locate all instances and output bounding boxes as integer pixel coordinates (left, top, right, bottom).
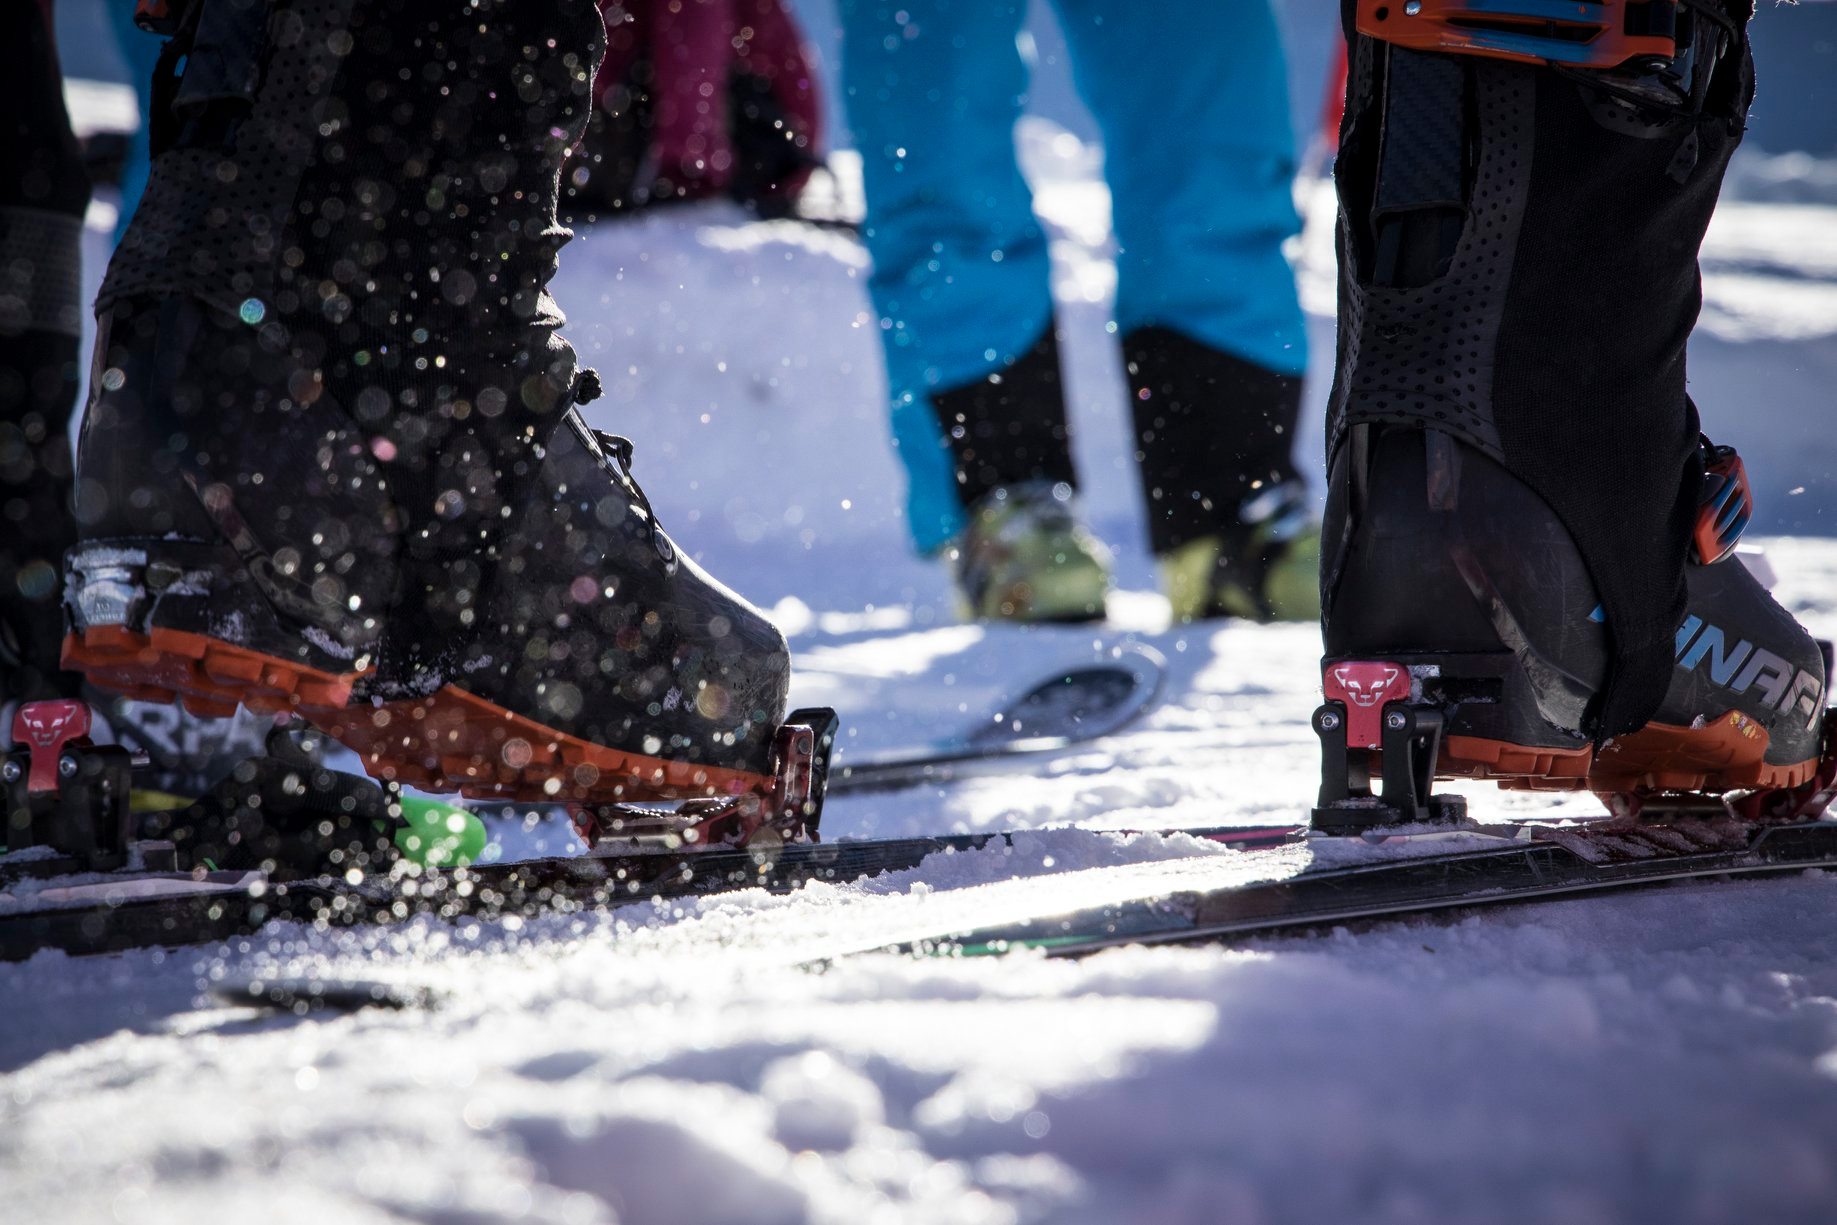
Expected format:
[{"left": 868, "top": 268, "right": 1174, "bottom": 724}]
[
  {"left": 66, "top": 295, "right": 399, "bottom": 716},
  {"left": 311, "top": 410, "right": 800, "bottom": 811},
  {"left": 1312, "top": 1, "right": 1828, "bottom": 828},
  {"left": 60, "top": 0, "right": 826, "bottom": 843},
  {"left": 1320, "top": 427, "right": 1822, "bottom": 805}
]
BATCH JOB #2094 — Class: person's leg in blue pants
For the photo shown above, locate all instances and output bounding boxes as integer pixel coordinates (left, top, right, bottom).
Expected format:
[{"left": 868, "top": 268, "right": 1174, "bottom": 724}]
[
  {"left": 839, "top": 0, "right": 1068, "bottom": 557},
  {"left": 1056, "top": 0, "right": 1316, "bottom": 621},
  {"left": 841, "top": 0, "right": 1312, "bottom": 622},
  {"left": 1057, "top": 0, "right": 1305, "bottom": 382}
]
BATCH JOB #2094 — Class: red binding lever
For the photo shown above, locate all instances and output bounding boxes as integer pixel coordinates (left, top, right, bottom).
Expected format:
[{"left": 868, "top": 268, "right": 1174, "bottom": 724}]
[
  {"left": 1323, "top": 662, "right": 1412, "bottom": 751},
  {"left": 11, "top": 700, "right": 93, "bottom": 795}
]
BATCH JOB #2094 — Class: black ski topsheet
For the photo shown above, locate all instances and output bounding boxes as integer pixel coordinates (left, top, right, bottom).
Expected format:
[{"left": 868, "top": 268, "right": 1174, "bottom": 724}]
[
  {"left": 826, "top": 644, "right": 1166, "bottom": 794},
  {"left": 915, "top": 822, "right": 1837, "bottom": 958}
]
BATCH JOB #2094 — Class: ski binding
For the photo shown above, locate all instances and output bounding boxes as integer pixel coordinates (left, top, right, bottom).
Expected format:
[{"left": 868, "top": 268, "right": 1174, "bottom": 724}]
[
  {"left": 1311, "top": 660, "right": 1466, "bottom": 832},
  {"left": 572, "top": 706, "right": 840, "bottom": 853},
  {"left": 3, "top": 698, "right": 174, "bottom": 878}
]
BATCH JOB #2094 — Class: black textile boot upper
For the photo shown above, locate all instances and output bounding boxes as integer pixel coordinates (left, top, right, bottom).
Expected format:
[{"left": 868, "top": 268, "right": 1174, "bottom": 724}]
[
  {"left": 69, "top": 0, "right": 790, "bottom": 793},
  {"left": 88, "top": 0, "right": 610, "bottom": 683},
  {"left": 449, "top": 412, "right": 790, "bottom": 775},
  {"left": 74, "top": 295, "right": 401, "bottom": 673}
]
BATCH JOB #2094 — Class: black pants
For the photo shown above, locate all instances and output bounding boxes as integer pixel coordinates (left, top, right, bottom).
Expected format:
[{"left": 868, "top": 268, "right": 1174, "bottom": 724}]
[{"left": 0, "top": 2, "right": 90, "bottom": 701}]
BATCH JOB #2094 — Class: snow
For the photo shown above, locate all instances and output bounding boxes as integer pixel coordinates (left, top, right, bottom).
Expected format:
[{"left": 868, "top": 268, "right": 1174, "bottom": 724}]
[
  {"left": 14, "top": 870, "right": 1837, "bottom": 1223},
  {"left": 14, "top": 32, "right": 1837, "bottom": 1225}
]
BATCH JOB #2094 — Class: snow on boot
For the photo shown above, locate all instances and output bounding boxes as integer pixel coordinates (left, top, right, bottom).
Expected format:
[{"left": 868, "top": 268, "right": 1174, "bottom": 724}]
[
  {"left": 59, "top": 0, "right": 819, "bottom": 835},
  {"left": 949, "top": 481, "right": 1111, "bottom": 624}
]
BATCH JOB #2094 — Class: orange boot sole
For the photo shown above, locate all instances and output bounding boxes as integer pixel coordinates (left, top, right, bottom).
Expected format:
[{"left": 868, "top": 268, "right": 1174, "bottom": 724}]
[
  {"left": 1434, "top": 712, "right": 1818, "bottom": 796},
  {"left": 63, "top": 627, "right": 775, "bottom": 806},
  {"left": 1589, "top": 710, "right": 1819, "bottom": 794},
  {"left": 1441, "top": 735, "right": 1595, "bottom": 791},
  {"left": 62, "top": 627, "right": 364, "bottom": 718},
  {"left": 306, "top": 687, "right": 776, "bottom": 806}
]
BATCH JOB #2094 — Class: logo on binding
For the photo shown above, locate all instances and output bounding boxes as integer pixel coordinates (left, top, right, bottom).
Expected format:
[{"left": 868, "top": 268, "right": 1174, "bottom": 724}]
[{"left": 1329, "top": 663, "right": 1406, "bottom": 708}]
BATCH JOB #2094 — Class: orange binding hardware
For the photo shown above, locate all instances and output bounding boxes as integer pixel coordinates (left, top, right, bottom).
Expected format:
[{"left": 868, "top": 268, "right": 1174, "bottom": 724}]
[{"left": 1356, "top": 0, "right": 1680, "bottom": 70}]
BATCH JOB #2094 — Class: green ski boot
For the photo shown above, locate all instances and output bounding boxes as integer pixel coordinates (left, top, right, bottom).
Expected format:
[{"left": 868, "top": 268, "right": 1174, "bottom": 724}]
[
  {"left": 950, "top": 482, "right": 1111, "bottom": 623},
  {"left": 1161, "top": 481, "right": 1320, "bottom": 623}
]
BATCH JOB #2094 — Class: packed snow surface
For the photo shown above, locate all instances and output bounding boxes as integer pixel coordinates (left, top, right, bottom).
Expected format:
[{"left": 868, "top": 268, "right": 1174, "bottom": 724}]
[{"left": 13, "top": 54, "right": 1837, "bottom": 1225}]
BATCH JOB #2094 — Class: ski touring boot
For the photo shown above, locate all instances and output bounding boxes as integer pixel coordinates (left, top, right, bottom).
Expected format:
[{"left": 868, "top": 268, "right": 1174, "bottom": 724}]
[
  {"left": 927, "top": 326, "right": 1111, "bottom": 623},
  {"left": 1309, "top": 1, "right": 1832, "bottom": 834},
  {"left": 1312, "top": 430, "right": 1827, "bottom": 831},
  {"left": 307, "top": 413, "right": 841, "bottom": 853},
  {"left": 57, "top": 0, "right": 833, "bottom": 855},
  {"left": 1123, "top": 326, "right": 1318, "bottom": 625},
  {"left": 950, "top": 481, "right": 1112, "bottom": 624},
  {"left": 1158, "top": 480, "right": 1321, "bottom": 624}
]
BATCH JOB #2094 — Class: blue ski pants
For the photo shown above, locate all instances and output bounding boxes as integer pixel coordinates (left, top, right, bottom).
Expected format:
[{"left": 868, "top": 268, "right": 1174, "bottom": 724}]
[{"left": 840, "top": 0, "right": 1307, "bottom": 552}]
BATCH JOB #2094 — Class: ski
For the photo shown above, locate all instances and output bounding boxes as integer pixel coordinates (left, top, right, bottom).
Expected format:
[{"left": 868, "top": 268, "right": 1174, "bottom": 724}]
[
  {"left": 17, "top": 806, "right": 1837, "bottom": 965},
  {"left": 11, "top": 679, "right": 1837, "bottom": 968},
  {"left": 899, "top": 819, "right": 1837, "bottom": 958},
  {"left": 198, "top": 814, "right": 1837, "bottom": 1015},
  {"left": 0, "top": 822, "right": 1299, "bottom": 961},
  {"left": 827, "top": 643, "right": 1165, "bottom": 794},
  {"left": 0, "top": 659, "right": 1172, "bottom": 961},
  {"left": 15, "top": 804, "right": 1837, "bottom": 969}
]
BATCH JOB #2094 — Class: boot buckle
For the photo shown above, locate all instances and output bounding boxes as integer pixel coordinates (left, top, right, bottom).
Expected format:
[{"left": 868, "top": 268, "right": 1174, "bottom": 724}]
[{"left": 1693, "top": 443, "right": 1752, "bottom": 566}]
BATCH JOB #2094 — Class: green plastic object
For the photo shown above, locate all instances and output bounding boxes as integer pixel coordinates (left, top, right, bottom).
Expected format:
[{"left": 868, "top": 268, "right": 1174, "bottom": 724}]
[{"left": 393, "top": 794, "right": 488, "bottom": 868}]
